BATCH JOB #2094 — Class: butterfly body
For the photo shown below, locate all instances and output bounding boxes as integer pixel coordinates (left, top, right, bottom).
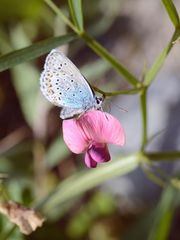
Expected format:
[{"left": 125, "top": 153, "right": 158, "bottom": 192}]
[{"left": 40, "top": 49, "right": 103, "bottom": 119}]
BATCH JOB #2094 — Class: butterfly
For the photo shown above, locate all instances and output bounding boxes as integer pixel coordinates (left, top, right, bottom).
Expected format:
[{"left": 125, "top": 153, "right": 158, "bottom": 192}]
[{"left": 40, "top": 49, "right": 104, "bottom": 119}]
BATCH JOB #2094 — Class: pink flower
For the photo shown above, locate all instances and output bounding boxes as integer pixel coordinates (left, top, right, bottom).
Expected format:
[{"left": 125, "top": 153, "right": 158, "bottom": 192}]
[{"left": 62, "top": 111, "right": 125, "bottom": 168}]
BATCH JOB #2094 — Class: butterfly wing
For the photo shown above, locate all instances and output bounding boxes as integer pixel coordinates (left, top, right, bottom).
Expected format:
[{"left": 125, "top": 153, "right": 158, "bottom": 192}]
[
  {"left": 60, "top": 107, "right": 85, "bottom": 119},
  {"left": 40, "top": 49, "right": 95, "bottom": 109}
]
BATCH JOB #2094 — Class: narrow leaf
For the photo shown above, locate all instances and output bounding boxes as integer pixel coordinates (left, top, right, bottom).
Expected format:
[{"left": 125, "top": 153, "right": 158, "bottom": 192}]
[
  {"left": 0, "top": 33, "right": 76, "bottom": 72},
  {"left": 36, "top": 154, "right": 139, "bottom": 214},
  {"left": 162, "top": 0, "right": 180, "bottom": 27},
  {"left": 148, "top": 185, "right": 179, "bottom": 240},
  {"left": 68, "top": 0, "right": 83, "bottom": 31}
]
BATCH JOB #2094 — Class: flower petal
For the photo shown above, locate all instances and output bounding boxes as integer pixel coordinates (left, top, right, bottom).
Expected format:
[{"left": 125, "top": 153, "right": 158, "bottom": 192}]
[
  {"left": 78, "top": 111, "right": 125, "bottom": 146},
  {"left": 85, "top": 152, "right": 97, "bottom": 168},
  {"left": 62, "top": 119, "right": 88, "bottom": 154},
  {"left": 88, "top": 144, "right": 111, "bottom": 163}
]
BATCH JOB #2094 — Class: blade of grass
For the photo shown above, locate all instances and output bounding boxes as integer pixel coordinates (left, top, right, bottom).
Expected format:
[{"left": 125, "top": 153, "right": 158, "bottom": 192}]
[
  {"left": 36, "top": 154, "right": 140, "bottom": 214},
  {"left": 68, "top": 0, "right": 83, "bottom": 31},
  {"left": 162, "top": 0, "right": 180, "bottom": 27},
  {"left": 0, "top": 33, "right": 77, "bottom": 72},
  {"left": 124, "top": 186, "right": 179, "bottom": 240},
  {"left": 144, "top": 28, "right": 180, "bottom": 86},
  {"left": 148, "top": 185, "right": 179, "bottom": 240}
]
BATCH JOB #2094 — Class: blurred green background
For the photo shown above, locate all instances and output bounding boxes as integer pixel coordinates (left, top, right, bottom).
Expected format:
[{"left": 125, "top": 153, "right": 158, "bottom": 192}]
[{"left": 0, "top": 0, "right": 180, "bottom": 239}]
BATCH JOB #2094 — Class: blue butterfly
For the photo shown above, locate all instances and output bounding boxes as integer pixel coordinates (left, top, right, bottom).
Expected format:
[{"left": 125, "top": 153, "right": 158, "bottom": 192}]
[{"left": 40, "top": 49, "right": 103, "bottom": 119}]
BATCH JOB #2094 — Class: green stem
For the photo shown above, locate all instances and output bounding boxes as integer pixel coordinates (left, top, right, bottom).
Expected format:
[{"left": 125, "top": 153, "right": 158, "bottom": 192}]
[
  {"left": 81, "top": 32, "right": 140, "bottom": 87},
  {"left": 142, "top": 168, "right": 165, "bottom": 187},
  {"left": 140, "top": 88, "right": 148, "bottom": 150},
  {"left": 146, "top": 151, "right": 180, "bottom": 161},
  {"left": 92, "top": 86, "right": 143, "bottom": 96},
  {"left": 162, "top": 0, "right": 180, "bottom": 27}
]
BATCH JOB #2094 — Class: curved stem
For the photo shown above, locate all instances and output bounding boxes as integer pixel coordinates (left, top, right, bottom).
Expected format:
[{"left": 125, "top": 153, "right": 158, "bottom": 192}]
[{"left": 81, "top": 32, "right": 140, "bottom": 87}]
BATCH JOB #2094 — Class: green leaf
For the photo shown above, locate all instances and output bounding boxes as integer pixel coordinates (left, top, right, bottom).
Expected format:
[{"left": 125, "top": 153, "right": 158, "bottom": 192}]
[
  {"left": 162, "top": 0, "right": 180, "bottom": 27},
  {"left": 0, "top": 33, "right": 77, "bottom": 72},
  {"left": 45, "top": 137, "right": 69, "bottom": 168},
  {"left": 68, "top": 0, "right": 83, "bottom": 31},
  {"left": 148, "top": 185, "right": 179, "bottom": 240},
  {"left": 144, "top": 28, "right": 180, "bottom": 86},
  {"left": 36, "top": 154, "right": 139, "bottom": 215}
]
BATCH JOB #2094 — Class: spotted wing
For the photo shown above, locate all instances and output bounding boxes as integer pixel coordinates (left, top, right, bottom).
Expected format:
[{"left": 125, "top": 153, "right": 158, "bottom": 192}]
[{"left": 40, "top": 49, "right": 95, "bottom": 108}]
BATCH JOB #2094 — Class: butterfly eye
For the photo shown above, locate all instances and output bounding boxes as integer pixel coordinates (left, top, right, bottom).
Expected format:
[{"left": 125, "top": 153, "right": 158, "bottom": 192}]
[{"left": 96, "top": 97, "right": 103, "bottom": 105}]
